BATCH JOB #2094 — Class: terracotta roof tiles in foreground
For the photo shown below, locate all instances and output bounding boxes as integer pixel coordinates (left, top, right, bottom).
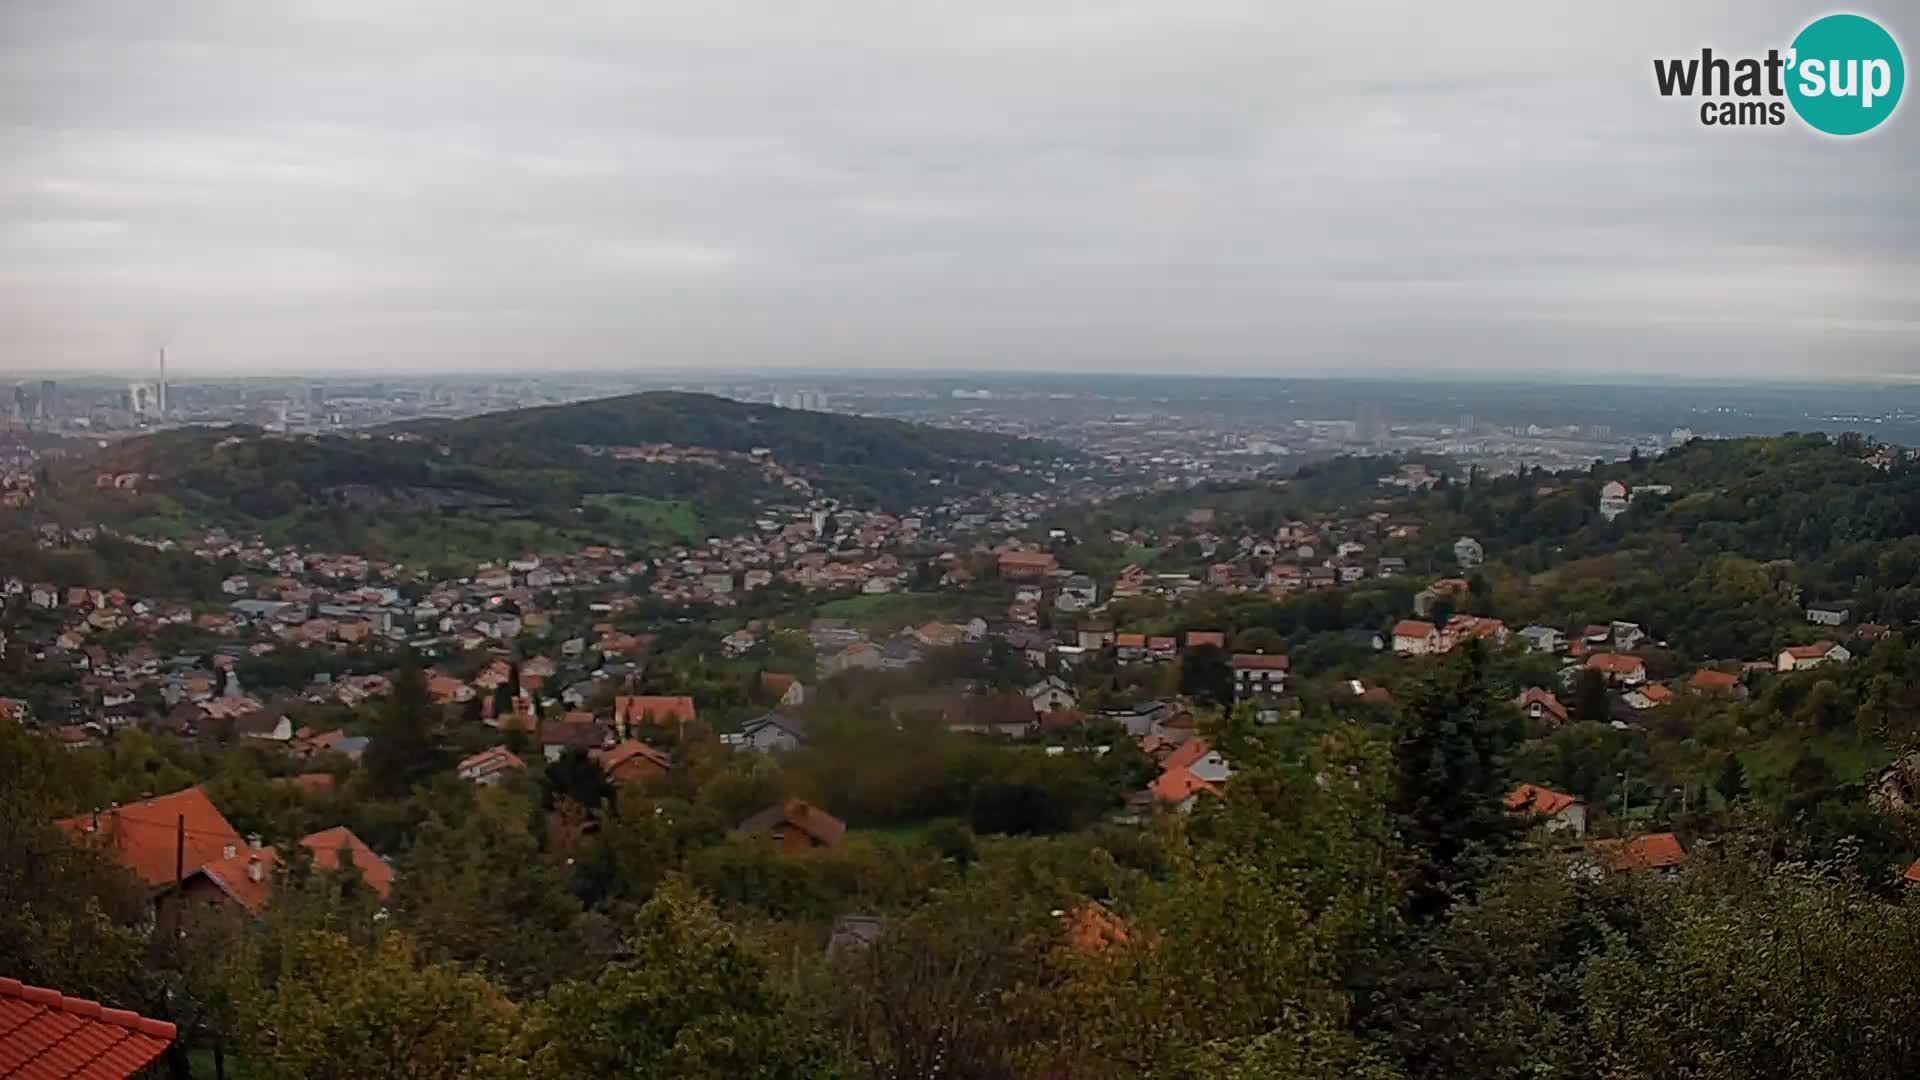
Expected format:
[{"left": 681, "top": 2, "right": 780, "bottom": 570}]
[{"left": 0, "top": 976, "right": 176, "bottom": 1079}]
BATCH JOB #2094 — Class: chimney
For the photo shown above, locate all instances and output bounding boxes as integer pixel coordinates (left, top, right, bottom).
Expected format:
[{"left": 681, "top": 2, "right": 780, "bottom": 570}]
[
  {"left": 246, "top": 854, "right": 264, "bottom": 883},
  {"left": 247, "top": 833, "right": 262, "bottom": 850},
  {"left": 223, "top": 843, "right": 237, "bottom": 859}
]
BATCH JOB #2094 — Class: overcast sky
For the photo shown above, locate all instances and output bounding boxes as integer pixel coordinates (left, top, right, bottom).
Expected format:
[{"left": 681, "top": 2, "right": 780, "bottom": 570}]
[{"left": 1, "top": 1, "right": 1914, "bottom": 378}]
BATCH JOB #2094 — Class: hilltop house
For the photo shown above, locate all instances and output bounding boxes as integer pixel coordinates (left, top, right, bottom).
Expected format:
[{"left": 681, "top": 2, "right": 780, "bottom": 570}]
[
  {"left": 1392, "top": 619, "right": 1441, "bottom": 656},
  {"left": 739, "top": 798, "right": 846, "bottom": 851},
  {"left": 1229, "top": 653, "right": 1290, "bottom": 698},
  {"left": 1025, "top": 676, "right": 1078, "bottom": 715},
  {"left": 1505, "top": 784, "right": 1587, "bottom": 837},
  {"left": 1585, "top": 652, "right": 1647, "bottom": 686},
  {"left": 1599, "top": 480, "right": 1630, "bottom": 521},
  {"left": 594, "top": 741, "right": 673, "bottom": 784},
  {"left": 1778, "top": 641, "right": 1851, "bottom": 673},
  {"left": 729, "top": 711, "right": 808, "bottom": 753},
  {"left": 1453, "top": 536, "right": 1484, "bottom": 569},
  {"left": 456, "top": 746, "right": 526, "bottom": 785},
  {"left": 1806, "top": 607, "right": 1851, "bottom": 627},
  {"left": 1515, "top": 687, "right": 1569, "bottom": 726}
]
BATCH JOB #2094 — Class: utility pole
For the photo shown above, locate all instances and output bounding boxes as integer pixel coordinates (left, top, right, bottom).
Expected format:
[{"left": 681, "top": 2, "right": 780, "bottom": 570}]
[{"left": 1619, "top": 769, "right": 1630, "bottom": 824}]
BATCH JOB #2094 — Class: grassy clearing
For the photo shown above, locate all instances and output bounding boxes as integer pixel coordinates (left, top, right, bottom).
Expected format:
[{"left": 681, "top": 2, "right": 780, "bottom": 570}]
[{"left": 583, "top": 494, "right": 703, "bottom": 543}]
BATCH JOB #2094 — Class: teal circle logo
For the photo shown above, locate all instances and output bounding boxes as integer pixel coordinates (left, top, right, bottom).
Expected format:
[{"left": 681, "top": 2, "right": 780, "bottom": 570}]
[{"left": 1787, "top": 14, "right": 1904, "bottom": 135}]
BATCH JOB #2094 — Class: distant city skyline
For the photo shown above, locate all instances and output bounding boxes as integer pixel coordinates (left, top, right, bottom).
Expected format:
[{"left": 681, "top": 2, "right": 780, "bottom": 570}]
[{"left": 2, "top": 1, "right": 1914, "bottom": 378}]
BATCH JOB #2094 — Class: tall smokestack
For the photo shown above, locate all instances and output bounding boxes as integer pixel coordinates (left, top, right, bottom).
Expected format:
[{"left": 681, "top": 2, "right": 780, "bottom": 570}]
[{"left": 157, "top": 347, "right": 167, "bottom": 419}]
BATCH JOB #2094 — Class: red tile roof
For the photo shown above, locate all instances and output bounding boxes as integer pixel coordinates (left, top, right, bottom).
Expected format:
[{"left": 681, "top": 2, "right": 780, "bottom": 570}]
[
  {"left": 1163, "top": 738, "right": 1213, "bottom": 773},
  {"left": 761, "top": 671, "right": 797, "bottom": 699},
  {"left": 1689, "top": 668, "right": 1740, "bottom": 692},
  {"left": 1505, "top": 783, "right": 1578, "bottom": 818},
  {"left": 1229, "top": 652, "right": 1290, "bottom": 671},
  {"left": 613, "top": 695, "right": 697, "bottom": 729},
  {"left": 1392, "top": 619, "right": 1437, "bottom": 639},
  {"left": 1585, "top": 652, "right": 1645, "bottom": 676},
  {"left": 594, "top": 740, "right": 673, "bottom": 782},
  {"left": 1149, "top": 766, "right": 1218, "bottom": 804},
  {"left": 1184, "top": 631, "right": 1226, "bottom": 649},
  {"left": 739, "top": 798, "right": 847, "bottom": 848},
  {"left": 1783, "top": 641, "right": 1838, "bottom": 660},
  {"left": 1515, "top": 687, "right": 1569, "bottom": 723},
  {"left": 1589, "top": 832, "right": 1687, "bottom": 871},
  {"left": 0, "top": 976, "right": 176, "bottom": 1078},
  {"left": 1114, "top": 633, "right": 1147, "bottom": 648},
  {"left": 194, "top": 827, "right": 393, "bottom": 915},
  {"left": 56, "top": 787, "right": 245, "bottom": 890}
]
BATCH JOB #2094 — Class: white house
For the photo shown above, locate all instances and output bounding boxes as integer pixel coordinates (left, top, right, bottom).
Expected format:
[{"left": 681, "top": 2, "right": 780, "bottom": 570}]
[
  {"left": 1453, "top": 536, "right": 1484, "bottom": 569},
  {"left": 1026, "top": 676, "right": 1078, "bottom": 715},
  {"left": 731, "top": 712, "right": 807, "bottom": 753},
  {"left": 1598, "top": 480, "right": 1630, "bottom": 522},
  {"left": 1778, "top": 641, "right": 1851, "bottom": 673},
  {"left": 1392, "top": 619, "right": 1441, "bottom": 656}
]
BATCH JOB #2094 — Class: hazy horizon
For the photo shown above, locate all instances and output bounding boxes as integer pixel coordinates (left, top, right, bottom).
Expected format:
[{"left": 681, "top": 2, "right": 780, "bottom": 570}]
[{"left": 3, "top": 1, "right": 1915, "bottom": 379}]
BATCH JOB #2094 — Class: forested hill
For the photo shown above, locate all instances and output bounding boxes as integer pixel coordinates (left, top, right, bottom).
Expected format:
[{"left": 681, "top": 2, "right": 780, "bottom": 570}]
[
  {"left": 390, "top": 391, "right": 1068, "bottom": 507},
  {"left": 34, "top": 394, "right": 1071, "bottom": 563},
  {"left": 1370, "top": 432, "right": 1920, "bottom": 659}
]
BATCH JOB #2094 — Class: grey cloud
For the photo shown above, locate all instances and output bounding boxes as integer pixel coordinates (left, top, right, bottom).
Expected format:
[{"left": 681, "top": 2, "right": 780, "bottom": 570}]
[{"left": 0, "top": 0, "right": 1913, "bottom": 376}]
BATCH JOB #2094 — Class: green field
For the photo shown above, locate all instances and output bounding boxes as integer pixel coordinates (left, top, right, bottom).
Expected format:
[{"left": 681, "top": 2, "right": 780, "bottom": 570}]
[{"left": 582, "top": 495, "right": 703, "bottom": 543}]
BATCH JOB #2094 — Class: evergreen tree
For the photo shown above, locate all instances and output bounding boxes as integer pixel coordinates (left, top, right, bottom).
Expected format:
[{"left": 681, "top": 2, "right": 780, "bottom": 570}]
[
  {"left": 1573, "top": 668, "right": 1610, "bottom": 725},
  {"left": 363, "top": 663, "right": 446, "bottom": 799},
  {"left": 1389, "top": 641, "right": 1523, "bottom": 920},
  {"left": 1716, "top": 753, "right": 1748, "bottom": 803}
]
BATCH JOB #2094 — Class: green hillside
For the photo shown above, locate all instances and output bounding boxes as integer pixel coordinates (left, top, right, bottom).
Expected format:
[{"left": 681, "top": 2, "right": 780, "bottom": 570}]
[
  {"left": 45, "top": 393, "right": 1068, "bottom": 562},
  {"left": 392, "top": 391, "right": 1064, "bottom": 508}
]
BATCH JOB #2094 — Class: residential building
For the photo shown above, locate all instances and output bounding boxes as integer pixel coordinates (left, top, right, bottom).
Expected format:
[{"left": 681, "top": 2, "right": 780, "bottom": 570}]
[
  {"left": 1778, "top": 641, "right": 1851, "bottom": 673},
  {"left": 739, "top": 798, "right": 846, "bottom": 850},
  {"left": 455, "top": 745, "right": 526, "bottom": 785},
  {"left": 1505, "top": 784, "right": 1588, "bottom": 837},
  {"left": 1453, "top": 536, "right": 1484, "bottom": 568},
  {"left": 1392, "top": 619, "right": 1441, "bottom": 656},
  {"left": 1229, "top": 652, "right": 1290, "bottom": 697},
  {"left": 1585, "top": 652, "right": 1647, "bottom": 685},
  {"left": 730, "top": 711, "right": 808, "bottom": 753},
  {"left": 594, "top": 740, "right": 673, "bottom": 784}
]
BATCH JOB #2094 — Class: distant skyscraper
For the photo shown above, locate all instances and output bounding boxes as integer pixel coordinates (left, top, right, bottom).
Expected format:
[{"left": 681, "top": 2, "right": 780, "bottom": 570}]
[
  {"left": 157, "top": 348, "right": 168, "bottom": 419},
  {"left": 308, "top": 386, "right": 325, "bottom": 426},
  {"left": 37, "top": 379, "right": 54, "bottom": 420}
]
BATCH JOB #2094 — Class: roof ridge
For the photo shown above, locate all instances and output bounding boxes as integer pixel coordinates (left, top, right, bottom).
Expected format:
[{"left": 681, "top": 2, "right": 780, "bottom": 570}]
[{"left": 0, "top": 976, "right": 179, "bottom": 1040}]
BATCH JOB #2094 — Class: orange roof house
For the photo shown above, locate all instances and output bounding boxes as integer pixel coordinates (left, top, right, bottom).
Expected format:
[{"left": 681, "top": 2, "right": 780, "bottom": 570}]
[
  {"left": 57, "top": 787, "right": 245, "bottom": 890},
  {"left": 1505, "top": 783, "right": 1578, "bottom": 818},
  {"left": 594, "top": 740, "right": 673, "bottom": 785},
  {"left": 1149, "top": 767, "right": 1219, "bottom": 806},
  {"left": 0, "top": 976, "right": 176, "bottom": 1078},
  {"left": 1515, "top": 687, "right": 1569, "bottom": 725},
  {"left": 1689, "top": 668, "right": 1741, "bottom": 693},
  {"left": 997, "top": 551, "right": 1058, "bottom": 580},
  {"left": 738, "top": 798, "right": 846, "bottom": 851},
  {"left": 613, "top": 695, "right": 697, "bottom": 733},
  {"left": 183, "top": 827, "right": 393, "bottom": 917},
  {"left": 1585, "top": 652, "right": 1647, "bottom": 682},
  {"left": 1185, "top": 631, "right": 1227, "bottom": 650},
  {"left": 1588, "top": 832, "right": 1687, "bottom": 872}
]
